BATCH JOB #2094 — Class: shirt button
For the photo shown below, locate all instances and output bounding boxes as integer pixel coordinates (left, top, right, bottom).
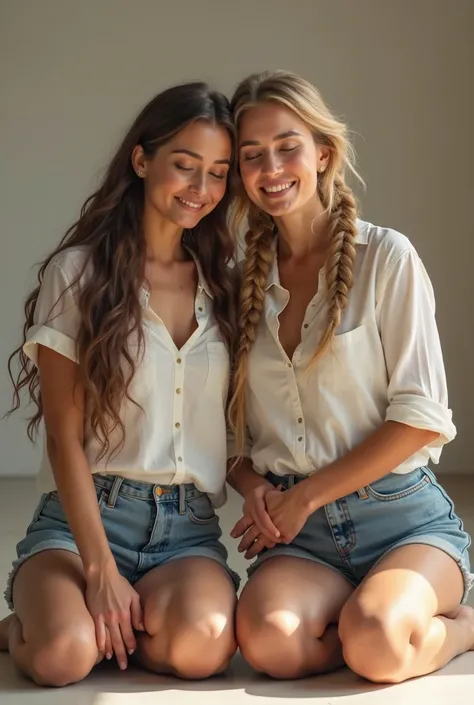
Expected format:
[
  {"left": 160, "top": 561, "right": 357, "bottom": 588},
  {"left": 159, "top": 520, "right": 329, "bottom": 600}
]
[
  {"left": 176, "top": 357, "right": 182, "bottom": 364},
  {"left": 175, "top": 422, "right": 181, "bottom": 429},
  {"left": 177, "top": 456, "right": 183, "bottom": 462},
  {"left": 298, "top": 436, "right": 303, "bottom": 442},
  {"left": 303, "top": 323, "right": 309, "bottom": 329},
  {"left": 176, "top": 388, "right": 182, "bottom": 394},
  {"left": 198, "top": 306, "right": 203, "bottom": 312},
  {"left": 298, "top": 418, "right": 303, "bottom": 423},
  {"left": 286, "top": 362, "right": 292, "bottom": 368}
]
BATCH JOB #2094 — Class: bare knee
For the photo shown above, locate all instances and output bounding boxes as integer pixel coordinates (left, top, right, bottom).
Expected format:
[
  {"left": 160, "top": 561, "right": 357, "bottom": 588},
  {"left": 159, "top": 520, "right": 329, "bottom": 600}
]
[
  {"left": 29, "top": 627, "right": 98, "bottom": 687},
  {"left": 144, "top": 616, "right": 236, "bottom": 680},
  {"left": 237, "top": 603, "right": 325, "bottom": 680},
  {"left": 339, "top": 599, "right": 421, "bottom": 684}
]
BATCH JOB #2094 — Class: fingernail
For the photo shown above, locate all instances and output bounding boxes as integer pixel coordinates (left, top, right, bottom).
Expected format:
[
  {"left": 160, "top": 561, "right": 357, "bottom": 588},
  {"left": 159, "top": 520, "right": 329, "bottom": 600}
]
[
  {"left": 128, "top": 648, "right": 135, "bottom": 655},
  {"left": 119, "top": 661, "right": 127, "bottom": 671},
  {"left": 139, "top": 623, "right": 145, "bottom": 631},
  {"left": 106, "top": 653, "right": 112, "bottom": 660}
]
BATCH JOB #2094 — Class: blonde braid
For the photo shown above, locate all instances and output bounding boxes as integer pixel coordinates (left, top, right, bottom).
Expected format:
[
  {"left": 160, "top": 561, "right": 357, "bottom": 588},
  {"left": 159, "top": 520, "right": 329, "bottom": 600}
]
[
  {"left": 311, "top": 176, "right": 358, "bottom": 363},
  {"left": 228, "top": 215, "right": 275, "bottom": 455}
]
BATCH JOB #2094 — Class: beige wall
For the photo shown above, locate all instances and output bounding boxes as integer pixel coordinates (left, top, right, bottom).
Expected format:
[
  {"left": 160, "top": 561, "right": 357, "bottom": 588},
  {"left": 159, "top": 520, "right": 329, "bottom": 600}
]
[{"left": 1, "top": 0, "right": 472, "bottom": 477}]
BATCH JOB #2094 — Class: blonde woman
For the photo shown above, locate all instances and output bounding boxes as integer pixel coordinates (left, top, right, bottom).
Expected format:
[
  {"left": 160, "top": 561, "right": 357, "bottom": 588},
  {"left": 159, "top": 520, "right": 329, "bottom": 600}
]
[{"left": 227, "top": 70, "right": 473, "bottom": 683}]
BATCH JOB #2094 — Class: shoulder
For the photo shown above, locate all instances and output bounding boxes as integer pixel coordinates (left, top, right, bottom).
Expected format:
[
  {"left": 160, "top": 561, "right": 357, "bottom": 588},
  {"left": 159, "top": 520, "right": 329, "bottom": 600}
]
[
  {"left": 356, "top": 219, "right": 425, "bottom": 284},
  {"left": 47, "top": 246, "right": 91, "bottom": 283},
  {"left": 37, "top": 247, "right": 93, "bottom": 307},
  {"left": 356, "top": 219, "right": 417, "bottom": 263},
  {"left": 38, "top": 247, "right": 94, "bottom": 301}
]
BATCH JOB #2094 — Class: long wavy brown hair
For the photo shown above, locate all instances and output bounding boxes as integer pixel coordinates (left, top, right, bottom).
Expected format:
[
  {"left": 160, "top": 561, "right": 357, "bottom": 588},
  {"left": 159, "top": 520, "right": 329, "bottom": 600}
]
[
  {"left": 228, "top": 70, "right": 362, "bottom": 454},
  {"left": 8, "top": 82, "right": 238, "bottom": 461}
]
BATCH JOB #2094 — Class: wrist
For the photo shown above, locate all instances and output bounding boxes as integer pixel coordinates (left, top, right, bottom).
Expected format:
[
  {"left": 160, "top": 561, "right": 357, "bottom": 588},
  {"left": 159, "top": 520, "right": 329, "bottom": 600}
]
[
  {"left": 293, "top": 475, "right": 323, "bottom": 516},
  {"left": 243, "top": 474, "right": 273, "bottom": 498},
  {"left": 83, "top": 554, "right": 117, "bottom": 581},
  {"left": 229, "top": 458, "right": 273, "bottom": 498}
]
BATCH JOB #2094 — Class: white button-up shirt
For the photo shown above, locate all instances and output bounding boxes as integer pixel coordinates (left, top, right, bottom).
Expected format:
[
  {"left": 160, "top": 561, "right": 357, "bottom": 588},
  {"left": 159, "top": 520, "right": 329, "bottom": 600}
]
[
  {"left": 229, "top": 220, "right": 456, "bottom": 477},
  {"left": 25, "top": 247, "right": 230, "bottom": 504}
]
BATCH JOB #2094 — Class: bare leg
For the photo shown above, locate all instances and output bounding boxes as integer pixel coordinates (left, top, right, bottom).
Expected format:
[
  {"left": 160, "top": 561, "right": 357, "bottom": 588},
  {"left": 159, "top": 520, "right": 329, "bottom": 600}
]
[
  {"left": 1, "top": 550, "right": 101, "bottom": 687},
  {"left": 237, "top": 556, "right": 354, "bottom": 679},
  {"left": 339, "top": 544, "right": 474, "bottom": 683},
  {"left": 134, "top": 557, "right": 237, "bottom": 679},
  {"left": 0, "top": 614, "right": 16, "bottom": 651}
]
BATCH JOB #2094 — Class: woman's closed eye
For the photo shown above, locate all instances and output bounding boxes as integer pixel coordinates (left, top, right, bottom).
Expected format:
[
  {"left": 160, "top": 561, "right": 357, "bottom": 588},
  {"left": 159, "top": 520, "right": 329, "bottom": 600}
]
[
  {"left": 241, "top": 144, "right": 299, "bottom": 162},
  {"left": 175, "top": 163, "right": 194, "bottom": 172},
  {"left": 175, "top": 163, "right": 226, "bottom": 180},
  {"left": 241, "top": 151, "right": 262, "bottom": 162}
]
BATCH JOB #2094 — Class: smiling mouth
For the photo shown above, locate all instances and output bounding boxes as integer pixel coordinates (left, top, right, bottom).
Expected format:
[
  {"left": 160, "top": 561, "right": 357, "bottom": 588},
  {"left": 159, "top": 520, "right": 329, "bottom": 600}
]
[
  {"left": 175, "top": 196, "right": 205, "bottom": 210},
  {"left": 260, "top": 181, "right": 296, "bottom": 196}
]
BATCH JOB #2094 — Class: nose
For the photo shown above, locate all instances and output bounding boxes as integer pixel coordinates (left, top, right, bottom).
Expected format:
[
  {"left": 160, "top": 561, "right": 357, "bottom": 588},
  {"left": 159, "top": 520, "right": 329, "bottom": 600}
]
[
  {"left": 262, "top": 151, "right": 282, "bottom": 176},
  {"left": 189, "top": 170, "right": 206, "bottom": 196}
]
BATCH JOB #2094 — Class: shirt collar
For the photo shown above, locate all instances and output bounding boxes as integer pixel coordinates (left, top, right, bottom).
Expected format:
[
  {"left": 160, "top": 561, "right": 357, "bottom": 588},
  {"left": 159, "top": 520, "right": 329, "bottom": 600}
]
[
  {"left": 264, "top": 218, "right": 370, "bottom": 291},
  {"left": 139, "top": 247, "right": 214, "bottom": 307},
  {"left": 185, "top": 246, "right": 214, "bottom": 299}
]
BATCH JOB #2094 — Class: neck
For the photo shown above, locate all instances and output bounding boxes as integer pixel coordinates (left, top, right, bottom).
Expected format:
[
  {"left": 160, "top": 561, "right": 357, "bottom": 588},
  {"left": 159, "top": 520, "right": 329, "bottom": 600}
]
[
  {"left": 142, "top": 203, "right": 186, "bottom": 264},
  {"left": 274, "top": 192, "right": 330, "bottom": 260}
]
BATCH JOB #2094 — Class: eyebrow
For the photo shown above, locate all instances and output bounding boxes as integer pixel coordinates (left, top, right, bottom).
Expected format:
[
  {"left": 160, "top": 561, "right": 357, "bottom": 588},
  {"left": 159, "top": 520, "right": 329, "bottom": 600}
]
[
  {"left": 171, "top": 149, "right": 230, "bottom": 165},
  {"left": 239, "top": 130, "right": 303, "bottom": 149}
]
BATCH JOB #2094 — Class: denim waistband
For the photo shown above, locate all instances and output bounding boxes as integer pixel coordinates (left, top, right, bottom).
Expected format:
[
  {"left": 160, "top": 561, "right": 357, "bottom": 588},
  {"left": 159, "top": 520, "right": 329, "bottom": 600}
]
[
  {"left": 266, "top": 471, "right": 306, "bottom": 489},
  {"left": 93, "top": 473, "right": 204, "bottom": 506}
]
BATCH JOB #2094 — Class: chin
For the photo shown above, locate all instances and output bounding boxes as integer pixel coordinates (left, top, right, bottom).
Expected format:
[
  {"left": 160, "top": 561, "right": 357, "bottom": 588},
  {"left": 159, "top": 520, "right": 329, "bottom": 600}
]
[
  {"left": 170, "top": 210, "right": 206, "bottom": 229},
  {"left": 256, "top": 199, "right": 299, "bottom": 218}
]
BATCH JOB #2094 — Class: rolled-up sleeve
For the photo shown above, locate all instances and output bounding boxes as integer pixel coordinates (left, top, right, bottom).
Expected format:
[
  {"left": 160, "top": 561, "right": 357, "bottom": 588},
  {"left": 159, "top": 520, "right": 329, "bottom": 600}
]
[
  {"left": 23, "top": 260, "right": 79, "bottom": 366},
  {"left": 378, "top": 248, "right": 456, "bottom": 459}
]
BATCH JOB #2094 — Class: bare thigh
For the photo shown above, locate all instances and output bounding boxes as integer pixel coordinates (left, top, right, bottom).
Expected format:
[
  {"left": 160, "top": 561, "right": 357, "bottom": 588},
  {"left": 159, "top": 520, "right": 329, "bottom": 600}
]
[
  {"left": 10, "top": 550, "right": 99, "bottom": 686},
  {"left": 237, "top": 556, "right": 354, "bottom": 679},
  {"left": 134, "top": 557, "right": 237, "bottom": 679}
]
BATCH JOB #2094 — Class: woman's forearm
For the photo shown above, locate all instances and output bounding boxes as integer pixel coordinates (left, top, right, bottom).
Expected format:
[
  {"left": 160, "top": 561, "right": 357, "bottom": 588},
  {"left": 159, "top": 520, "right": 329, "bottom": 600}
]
[
  {"left": 296, "top": 421, "right": 439, "bottom": 514},
  {"left": 48, "top": 436, "right": 116, "bottom": 577},
  {"left": 226, "top": 456, "right": 272, "bottom": 498}
]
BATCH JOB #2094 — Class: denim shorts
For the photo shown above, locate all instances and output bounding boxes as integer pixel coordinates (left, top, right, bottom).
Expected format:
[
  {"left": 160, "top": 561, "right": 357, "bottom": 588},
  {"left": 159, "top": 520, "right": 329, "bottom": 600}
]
[
  {"left": 5, "top": 474, "right": 240, "bottom": 610},
  {"left": 249, "top": 467, "right": 473, "bottom": 603}
]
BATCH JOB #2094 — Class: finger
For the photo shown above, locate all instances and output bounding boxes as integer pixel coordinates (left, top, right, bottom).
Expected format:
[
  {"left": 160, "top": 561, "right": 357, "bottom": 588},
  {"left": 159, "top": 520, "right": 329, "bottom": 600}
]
[
  {"left": 230, "top": 514, "right": 253, "bottom": 539},
  {"left": 282, "top": 533, "right": 297, "bottom": 545},
  {"left": 104, "top": 626, "right": 113, "bottom": 661},
  {"left": 238, "top": 524, "right": 261, "bottom": 553},
  {"left": 254, "top": 495, "right": 281, "bottom": 539},
  {"left": 109, "top": 620, "right": 128, "bottom": 670},
  {"left": 245, "top": 536, "right": 273, "bottom": 560},
  {"left": 120, "top": 612, "right": 137, "bottom": 656},
  {"left": 95, "top": 615, "right": 106, "bottom": 655},
  {"left": 131, "top": 594, "right": 145, "bottom": 632}
]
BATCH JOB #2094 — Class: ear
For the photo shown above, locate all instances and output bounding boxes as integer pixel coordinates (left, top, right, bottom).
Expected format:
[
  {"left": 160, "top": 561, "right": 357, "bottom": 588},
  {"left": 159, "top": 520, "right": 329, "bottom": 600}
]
[
  {"left": 131, "top": 145, "right": 147, "bottom": 178},
  {"left": 317, "top": 146, "right": 331, "bottom": 173}
]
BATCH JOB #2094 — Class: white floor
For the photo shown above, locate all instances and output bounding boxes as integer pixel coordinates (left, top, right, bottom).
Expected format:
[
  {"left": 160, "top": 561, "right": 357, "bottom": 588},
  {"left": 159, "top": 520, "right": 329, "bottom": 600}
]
[{"left": 0, "top": 476, "right": 472, "bottom": 704}]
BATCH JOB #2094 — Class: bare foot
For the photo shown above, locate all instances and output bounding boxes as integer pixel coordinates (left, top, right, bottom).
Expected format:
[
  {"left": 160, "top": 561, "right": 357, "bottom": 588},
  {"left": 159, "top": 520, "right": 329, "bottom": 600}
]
[
  {"left": 0, "top": 614, "right": 16, "bottom": 651},
  {"left": 445, "top": 605, "right": 474, "bottom": 650}
]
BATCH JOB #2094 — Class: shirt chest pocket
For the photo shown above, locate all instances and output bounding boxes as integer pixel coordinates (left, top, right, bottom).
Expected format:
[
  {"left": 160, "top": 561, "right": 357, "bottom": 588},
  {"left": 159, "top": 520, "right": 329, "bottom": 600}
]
[{"left": 315, "top": 324, "right": 384, "bottom": 393}]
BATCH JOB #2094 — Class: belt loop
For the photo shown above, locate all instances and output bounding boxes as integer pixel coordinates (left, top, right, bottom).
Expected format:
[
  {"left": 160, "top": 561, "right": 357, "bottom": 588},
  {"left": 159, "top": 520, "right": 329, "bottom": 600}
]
[
  {"left": 179, "top": 485, "right": 186, "bottom": 515},
  {"left": 357, "top": 487, "right": 369, "bottom": 500},
  {"left": 107, "top": 476, "right": 124, "bottom": 508},
  {"left": 287, "top": 475, "right": 295, "bottom": 489}
]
